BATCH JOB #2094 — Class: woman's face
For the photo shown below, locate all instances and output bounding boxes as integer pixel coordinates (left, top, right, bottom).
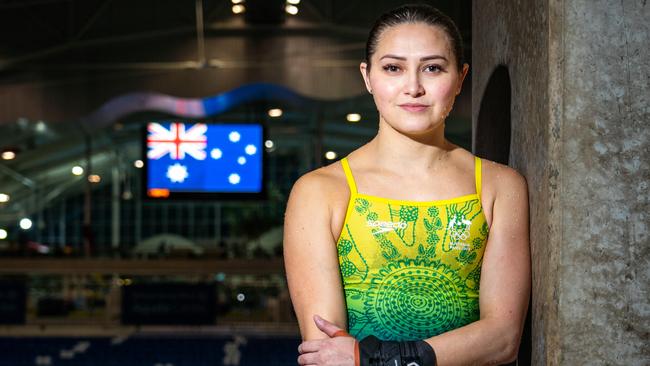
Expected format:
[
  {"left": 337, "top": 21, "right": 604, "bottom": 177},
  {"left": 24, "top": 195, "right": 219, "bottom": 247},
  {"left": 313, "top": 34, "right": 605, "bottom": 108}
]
[{"left": 361, "top": 22, "right": 468, "bottom": 136}]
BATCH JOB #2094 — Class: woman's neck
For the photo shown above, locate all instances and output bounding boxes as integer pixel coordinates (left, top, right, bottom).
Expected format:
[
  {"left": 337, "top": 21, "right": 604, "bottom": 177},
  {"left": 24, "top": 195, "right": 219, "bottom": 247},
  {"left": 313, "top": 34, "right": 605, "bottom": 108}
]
[{"left": 367, "top": 119, "right": 453, "bottom": 173}]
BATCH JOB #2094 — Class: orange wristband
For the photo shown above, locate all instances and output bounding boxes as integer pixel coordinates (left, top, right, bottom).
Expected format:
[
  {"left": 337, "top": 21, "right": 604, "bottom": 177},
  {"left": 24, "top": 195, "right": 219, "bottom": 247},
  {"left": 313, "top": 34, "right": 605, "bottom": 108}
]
[
  {"left": 354, "top": 340, "right": 360, "bottom": 366},
  {"left": 333, "top": 330, "right": 352, "bottom": 338}
]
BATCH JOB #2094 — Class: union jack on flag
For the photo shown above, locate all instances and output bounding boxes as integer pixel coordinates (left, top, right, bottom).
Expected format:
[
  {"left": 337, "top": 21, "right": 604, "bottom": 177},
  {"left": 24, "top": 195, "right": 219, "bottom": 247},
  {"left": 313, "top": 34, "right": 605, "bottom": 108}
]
[{"left": 147, "top": 122, "right": 207, "bottom": 160}]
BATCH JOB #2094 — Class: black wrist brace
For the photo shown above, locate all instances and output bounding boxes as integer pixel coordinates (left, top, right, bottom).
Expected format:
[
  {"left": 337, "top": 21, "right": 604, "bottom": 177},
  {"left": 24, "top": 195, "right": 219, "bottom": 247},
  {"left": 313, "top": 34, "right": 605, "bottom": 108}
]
[{"left": 358, "top": 335, "right": 437, "bottom": 366}]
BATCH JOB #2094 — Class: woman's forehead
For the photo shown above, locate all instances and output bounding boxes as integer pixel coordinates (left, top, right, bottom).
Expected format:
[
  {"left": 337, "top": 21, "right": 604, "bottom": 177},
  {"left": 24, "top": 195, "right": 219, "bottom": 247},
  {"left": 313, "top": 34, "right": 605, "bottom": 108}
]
[{"left": 374, "top": 23, "right": 453, "bottom": 59}]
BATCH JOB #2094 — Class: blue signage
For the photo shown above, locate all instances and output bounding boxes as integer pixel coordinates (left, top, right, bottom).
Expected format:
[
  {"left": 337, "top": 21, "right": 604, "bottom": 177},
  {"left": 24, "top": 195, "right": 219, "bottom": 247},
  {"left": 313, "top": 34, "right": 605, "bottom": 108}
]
[{"left": 145, "top": 122, "right": 263, "bottom": 197}]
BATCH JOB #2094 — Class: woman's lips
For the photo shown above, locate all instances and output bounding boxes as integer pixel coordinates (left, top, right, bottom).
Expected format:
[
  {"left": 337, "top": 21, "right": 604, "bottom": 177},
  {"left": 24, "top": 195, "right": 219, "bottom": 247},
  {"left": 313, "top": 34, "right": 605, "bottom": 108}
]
[{"left": 399, "top": 103, "right": 429, "bottom": 112}]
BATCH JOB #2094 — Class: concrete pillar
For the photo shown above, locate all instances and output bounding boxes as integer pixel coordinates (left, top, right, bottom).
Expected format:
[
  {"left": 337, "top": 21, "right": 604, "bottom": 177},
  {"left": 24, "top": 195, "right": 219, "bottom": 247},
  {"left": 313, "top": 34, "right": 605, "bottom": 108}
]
[{"left": 473, "top": 1, "right": 648, "bottom": 365}]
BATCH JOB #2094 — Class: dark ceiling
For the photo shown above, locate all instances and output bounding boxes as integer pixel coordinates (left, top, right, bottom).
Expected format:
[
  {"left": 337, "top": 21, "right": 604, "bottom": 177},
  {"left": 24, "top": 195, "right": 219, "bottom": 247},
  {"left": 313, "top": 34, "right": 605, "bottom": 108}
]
[{"left": 0, "top": 0, "right": 471, "bottom": 76}]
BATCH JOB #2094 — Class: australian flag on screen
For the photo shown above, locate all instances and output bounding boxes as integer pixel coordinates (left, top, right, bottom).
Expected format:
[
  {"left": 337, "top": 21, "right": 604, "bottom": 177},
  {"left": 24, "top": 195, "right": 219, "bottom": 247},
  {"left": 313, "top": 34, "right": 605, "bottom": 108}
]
[{"left": 146, "top": 122, "right": 263, "bottom": 193}]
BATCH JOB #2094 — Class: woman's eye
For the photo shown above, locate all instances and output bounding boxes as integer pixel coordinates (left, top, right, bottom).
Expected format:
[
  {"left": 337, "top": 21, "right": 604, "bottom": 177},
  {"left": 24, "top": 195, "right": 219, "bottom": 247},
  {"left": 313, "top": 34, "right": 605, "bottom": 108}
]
[
  {"left": 424, "top": 65, "right": 443, "bottom": 73},
  {"left": 382, "top": 65, "right": 401, "bottom": 73}
]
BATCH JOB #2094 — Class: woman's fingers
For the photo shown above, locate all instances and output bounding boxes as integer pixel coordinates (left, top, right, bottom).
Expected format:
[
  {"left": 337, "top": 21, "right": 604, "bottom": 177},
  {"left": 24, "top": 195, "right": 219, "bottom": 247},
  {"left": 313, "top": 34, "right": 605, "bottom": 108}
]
[
  {"left": 313, "top": 314, "right": 344, "bottom": 338},
  {"left": 297, "top": 351, "right": 320, "bottom": 365},
  {"left": 297, "top": 336, "right": 357, "bottom": 366},
  {"left": 298, "top": 340, "right": 321, "bottom": 354},
  {"left": 297, "top": 323, "right": 356, "bottom": 366}
]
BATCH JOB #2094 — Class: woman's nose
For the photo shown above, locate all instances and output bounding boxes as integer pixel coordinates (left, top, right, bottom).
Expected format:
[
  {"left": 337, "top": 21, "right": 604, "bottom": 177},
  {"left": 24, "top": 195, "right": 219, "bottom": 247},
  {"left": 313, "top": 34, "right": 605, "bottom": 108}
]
[{"left": 404, "top": 72, "right": 425, "bottom": 97}]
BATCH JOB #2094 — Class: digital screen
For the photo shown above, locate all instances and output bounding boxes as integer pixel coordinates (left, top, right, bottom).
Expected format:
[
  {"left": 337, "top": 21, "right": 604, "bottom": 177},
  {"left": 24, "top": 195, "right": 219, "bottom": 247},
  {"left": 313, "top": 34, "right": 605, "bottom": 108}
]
[{"left": 145, "top": 122, "right": 264, "bottom": 198}]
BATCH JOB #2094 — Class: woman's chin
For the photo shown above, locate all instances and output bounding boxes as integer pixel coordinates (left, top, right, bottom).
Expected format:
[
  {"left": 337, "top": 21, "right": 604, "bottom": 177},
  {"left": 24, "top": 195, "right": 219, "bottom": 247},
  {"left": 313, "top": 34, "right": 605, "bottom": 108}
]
[{"left": 390, "top": 122, "right": 444, "bottom": 137}]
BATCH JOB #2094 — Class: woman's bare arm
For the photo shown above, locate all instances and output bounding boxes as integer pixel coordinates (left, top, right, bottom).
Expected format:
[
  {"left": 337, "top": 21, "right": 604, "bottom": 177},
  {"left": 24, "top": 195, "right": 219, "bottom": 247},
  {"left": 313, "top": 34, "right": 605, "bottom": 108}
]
[
  {"left": 424, "top": 164, "right": 531, "bottom": 365},
  {"left": 284, "top": 171, "right": 349, "bottom": 341}
]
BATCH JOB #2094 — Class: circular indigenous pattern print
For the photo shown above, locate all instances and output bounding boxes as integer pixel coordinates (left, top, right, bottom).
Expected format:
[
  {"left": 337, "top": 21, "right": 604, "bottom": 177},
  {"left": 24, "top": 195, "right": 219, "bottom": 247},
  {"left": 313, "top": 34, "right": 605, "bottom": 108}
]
[
  {"left": 399, "top": 206, "right": 419, "bottom": 222},
  {"left": 340, "top": 260, "right": 358, "bottom": 277},
  {"left": 363, "top": 259, "right": 476, "bottom": 340},
  {"left": 338, "top": 239, "right": 353, "bottom": 256}
]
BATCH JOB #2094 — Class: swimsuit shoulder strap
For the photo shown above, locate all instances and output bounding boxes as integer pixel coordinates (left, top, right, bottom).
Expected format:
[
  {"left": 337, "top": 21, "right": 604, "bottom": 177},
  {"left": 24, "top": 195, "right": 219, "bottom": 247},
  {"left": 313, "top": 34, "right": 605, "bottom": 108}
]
[
  {"left": 340, "top": 158, "right": 358, "bottom": 195},
  {"left": 474, "top": 156, "right": 483, "bottom": 198}
]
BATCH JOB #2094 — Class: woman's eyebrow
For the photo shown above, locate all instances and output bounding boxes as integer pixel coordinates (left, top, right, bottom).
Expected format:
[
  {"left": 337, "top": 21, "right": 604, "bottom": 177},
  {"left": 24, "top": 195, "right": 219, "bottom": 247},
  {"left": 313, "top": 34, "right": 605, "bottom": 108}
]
[
  {"left": 420, "top": 55, "right": 448, "bottom": 62},
  {"left": 379, "top": 54, "right": 448, "bottom": 62}
]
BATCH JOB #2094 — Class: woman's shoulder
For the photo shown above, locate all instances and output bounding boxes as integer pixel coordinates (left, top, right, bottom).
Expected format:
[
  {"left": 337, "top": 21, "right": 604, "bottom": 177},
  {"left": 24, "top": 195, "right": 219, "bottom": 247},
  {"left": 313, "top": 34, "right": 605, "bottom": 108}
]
[
  {"left": 288, "top": 160, "right": 350, "bottom": 202},
  {"left": 474, "top": 155, "right": 528, "bottom": 198},
  {"left": 446, "top": 146, "right": 526, "bottom": 195}
]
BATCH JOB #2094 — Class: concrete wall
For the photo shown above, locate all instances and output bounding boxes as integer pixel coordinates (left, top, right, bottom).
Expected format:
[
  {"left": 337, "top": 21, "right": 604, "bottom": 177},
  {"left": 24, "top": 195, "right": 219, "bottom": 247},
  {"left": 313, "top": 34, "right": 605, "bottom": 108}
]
[
  {"left": 472, "top": 0, "right": 558, "bottom": 363},
  {"left": 473, "top": 0, "right": 648, "bottom": 365},
  {"left": 558, "top": 1, "right": 649, "bottom": 364}
]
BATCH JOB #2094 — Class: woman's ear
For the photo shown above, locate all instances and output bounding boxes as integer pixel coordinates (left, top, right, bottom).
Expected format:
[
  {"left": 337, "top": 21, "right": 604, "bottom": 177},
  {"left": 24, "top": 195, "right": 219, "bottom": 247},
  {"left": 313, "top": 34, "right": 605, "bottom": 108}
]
[
  {"left": 360, "top": 62, "right": 373, "bottom": 94},
  {"left": 456, "top": 63, "right": 470, "bottom": 95}
]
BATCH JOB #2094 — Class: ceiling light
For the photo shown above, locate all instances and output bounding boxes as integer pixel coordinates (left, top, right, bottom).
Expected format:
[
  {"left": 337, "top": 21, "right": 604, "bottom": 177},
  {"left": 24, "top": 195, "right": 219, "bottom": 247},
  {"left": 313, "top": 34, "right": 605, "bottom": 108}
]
[
  {"left": 72, "top": 166, "right": 84, "bottom": 176},
  {"left": 134, "top": 160, "right": 144, "bottom": 168},
  {"left": 0, "top": 193, "right": 9, "bottom": 203},
  {"left": 19, "top": 218, "right": 32, "bottom": 230},
  {"left": 346, "top": 113, "right": 361, "bottom": 122},
  {"left": 268, "top": 108, "right": 283, "bottom": 118},
  {"left": 265, "top": 140, "right": 275, "bottom": 149},
  {"left": 231, "top": 0, "right": 244, "bottom": 3},
  {"left": 1, "top": 151, "right": 16, "bottom": 160},
  {"left": 285, "top": 4, "right": 298, "bottom": 15},
  {"left": 287, "top": 0, "right": 300, "bottom": 4},
  {"left": 325, "top": 151, "right": 337, "bottom": 160},
  {"left": 35, "top": 121, "right": 47, "bottom": 132},
  {"left": 0, "top": 229, "right": 7, "bottom": 240},
  {"left": 88, "top": 174, "right": 101, "bottom": 183},
  {"left": 232, "top": 4, "right": 245, "bottom": 14}
]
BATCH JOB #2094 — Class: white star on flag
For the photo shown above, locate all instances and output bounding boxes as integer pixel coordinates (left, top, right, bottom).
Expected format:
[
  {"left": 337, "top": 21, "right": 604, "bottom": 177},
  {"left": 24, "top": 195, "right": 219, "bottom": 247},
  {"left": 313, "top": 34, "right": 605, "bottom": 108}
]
[
  {"left": 211, "top": 148, "right": 223, "bottom": 160},
  {"left": 229, "top": 131, "right": 241, "bottom": 143},
  {"left": 228, "top": 173, "right": 241, "bottom": 185},
  {"left": 167, "top": 163, "right": 189, "bottom": 183},
  {"left": 245, "top": 144, "right": 257, "bottom": 155}
]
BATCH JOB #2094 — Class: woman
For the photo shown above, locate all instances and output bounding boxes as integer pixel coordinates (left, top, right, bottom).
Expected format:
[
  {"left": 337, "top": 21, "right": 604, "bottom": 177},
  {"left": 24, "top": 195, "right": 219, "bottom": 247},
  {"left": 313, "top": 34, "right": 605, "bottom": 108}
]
[{"left": 284, "top": 4, "right": 530, "bottom": 365}]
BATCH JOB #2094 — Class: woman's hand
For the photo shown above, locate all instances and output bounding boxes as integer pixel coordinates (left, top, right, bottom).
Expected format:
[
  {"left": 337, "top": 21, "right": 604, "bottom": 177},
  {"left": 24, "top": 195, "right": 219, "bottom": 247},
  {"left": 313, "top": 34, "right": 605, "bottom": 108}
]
[{"left": 297, "top": 315, "right": 357, "bottom": 366}]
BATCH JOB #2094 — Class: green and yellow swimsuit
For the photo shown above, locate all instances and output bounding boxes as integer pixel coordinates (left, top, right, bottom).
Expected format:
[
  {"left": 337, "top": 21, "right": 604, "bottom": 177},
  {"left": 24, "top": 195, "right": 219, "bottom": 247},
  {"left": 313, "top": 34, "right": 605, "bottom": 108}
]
[{"left": 336, "top": 156, "right": 489, "bottom": 341}]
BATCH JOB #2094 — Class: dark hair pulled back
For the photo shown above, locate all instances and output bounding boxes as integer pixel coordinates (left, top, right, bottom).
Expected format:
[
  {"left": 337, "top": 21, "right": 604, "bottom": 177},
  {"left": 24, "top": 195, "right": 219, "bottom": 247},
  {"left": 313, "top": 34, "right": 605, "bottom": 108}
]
[{"left": 365, "top": 4, "right": 465, "bottom": 71}]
